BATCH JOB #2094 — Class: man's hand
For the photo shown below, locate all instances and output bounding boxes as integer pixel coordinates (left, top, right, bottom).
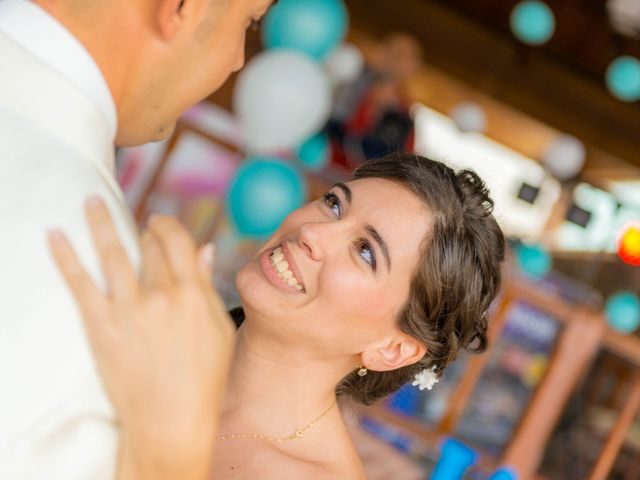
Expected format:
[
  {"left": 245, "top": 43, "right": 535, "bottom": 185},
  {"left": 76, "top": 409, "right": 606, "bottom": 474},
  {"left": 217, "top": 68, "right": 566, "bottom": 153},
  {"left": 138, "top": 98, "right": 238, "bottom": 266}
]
[{"left": 47, "top": 196, "right": 235, "bottom": 480}]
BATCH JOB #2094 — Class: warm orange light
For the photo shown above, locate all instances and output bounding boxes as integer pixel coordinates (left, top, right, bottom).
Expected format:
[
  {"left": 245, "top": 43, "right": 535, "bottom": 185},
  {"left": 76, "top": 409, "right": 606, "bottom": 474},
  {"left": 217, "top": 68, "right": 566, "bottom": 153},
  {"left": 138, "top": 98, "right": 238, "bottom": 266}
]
[{"left": 618, "top": 221, "right": 640, "bottom": 266}]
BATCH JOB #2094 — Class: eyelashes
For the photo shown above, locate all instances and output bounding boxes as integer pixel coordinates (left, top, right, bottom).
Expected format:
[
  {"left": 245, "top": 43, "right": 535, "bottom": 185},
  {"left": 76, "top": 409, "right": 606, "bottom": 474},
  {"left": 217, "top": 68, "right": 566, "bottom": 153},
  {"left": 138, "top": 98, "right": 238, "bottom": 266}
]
[
  {"left": 356, "top": 238, "right": 376, "bottom": 271},
  {"left": 322, "top": 192, "right": 342, "bottom": 217},
  {"left": 321, "top": 191, "right": 377, "bottom": 271}
]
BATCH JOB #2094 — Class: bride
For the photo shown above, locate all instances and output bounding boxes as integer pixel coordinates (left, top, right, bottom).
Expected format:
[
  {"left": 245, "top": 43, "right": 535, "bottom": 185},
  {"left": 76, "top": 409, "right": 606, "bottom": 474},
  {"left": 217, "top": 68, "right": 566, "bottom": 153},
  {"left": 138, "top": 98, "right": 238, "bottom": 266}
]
[{"left": 48, "top": 153, "right": 505, "bottom": 479}]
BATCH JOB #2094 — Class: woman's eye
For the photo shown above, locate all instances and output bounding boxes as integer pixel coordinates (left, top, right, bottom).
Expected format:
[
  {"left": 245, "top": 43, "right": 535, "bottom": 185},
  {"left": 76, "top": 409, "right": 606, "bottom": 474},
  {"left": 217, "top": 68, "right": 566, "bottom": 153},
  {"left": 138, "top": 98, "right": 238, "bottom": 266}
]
[
  {"left": 322, "top": 192, "right": 342, "bottom": 218},
  {"left": 356, "top": 239, "right": 376, "bottom": 271}
]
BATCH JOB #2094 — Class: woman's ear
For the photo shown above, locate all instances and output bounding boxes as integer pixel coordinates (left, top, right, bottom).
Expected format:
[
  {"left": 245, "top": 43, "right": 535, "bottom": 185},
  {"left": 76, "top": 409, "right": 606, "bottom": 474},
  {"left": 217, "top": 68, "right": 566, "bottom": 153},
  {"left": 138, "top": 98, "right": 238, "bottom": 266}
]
[{"left": 362, "top": 334, "right": 426, "bottom": 372}]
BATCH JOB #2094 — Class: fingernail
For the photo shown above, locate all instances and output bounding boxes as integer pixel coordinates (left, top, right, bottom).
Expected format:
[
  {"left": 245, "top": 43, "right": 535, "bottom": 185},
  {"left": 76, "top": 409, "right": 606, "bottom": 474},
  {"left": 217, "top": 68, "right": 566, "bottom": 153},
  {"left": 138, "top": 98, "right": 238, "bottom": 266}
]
[
  {"left": 47, "top": 229, "right": 65, "bottom": 244},
  {"left": 86, "top": 195, "right": 104, "bottom": 209},
  {"left": 202, "top": 243, "right": 215, "bottom": 267}
]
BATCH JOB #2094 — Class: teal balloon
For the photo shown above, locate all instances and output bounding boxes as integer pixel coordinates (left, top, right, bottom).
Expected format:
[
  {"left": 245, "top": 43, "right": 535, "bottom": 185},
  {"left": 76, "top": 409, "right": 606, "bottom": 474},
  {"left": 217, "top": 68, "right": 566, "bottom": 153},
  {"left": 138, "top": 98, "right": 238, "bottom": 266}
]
[
  {"left": 262, "top": 0, "right": 348, "bottom": 60},
  {"left": 226, "top": 158, "right": 306, "bottom": 238},
  {"left": 606, "top": 56, "right": 640, "bottom": 103},
  {"left": 516, "top": 243, "right": 552, "bottom": 279},
  {"left": 605, "top": 292, "right": 640, "bottom": 334},
  {"left": 510, "top": 1, "right": 555, "bottom": 46},
  {"left": 296, "top": 133, "right": 330, "bottom": 171}
]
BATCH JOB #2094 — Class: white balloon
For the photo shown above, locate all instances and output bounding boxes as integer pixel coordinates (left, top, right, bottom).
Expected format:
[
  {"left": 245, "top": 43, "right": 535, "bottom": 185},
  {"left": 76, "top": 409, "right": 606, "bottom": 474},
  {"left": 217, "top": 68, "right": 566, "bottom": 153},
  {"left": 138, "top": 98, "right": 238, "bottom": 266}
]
[
  {"left": 234, "top": 50, "right": 332, "bottom": 153},
  {"left": 325, "top": 43, "right": 364, "bottom": 85},
  {"left": 543, "top": 135, "right": 586, "bottom": 181},
  {"left": 450, "top": 101, "right": 487, "bottom": 133}
]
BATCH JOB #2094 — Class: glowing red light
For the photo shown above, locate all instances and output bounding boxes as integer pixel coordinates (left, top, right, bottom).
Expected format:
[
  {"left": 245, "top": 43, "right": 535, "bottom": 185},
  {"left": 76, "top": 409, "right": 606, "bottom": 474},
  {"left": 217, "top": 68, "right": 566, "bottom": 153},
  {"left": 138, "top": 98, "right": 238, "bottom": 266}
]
[{"left": 618, "top": 221, "right": 640, "bottom": 266}]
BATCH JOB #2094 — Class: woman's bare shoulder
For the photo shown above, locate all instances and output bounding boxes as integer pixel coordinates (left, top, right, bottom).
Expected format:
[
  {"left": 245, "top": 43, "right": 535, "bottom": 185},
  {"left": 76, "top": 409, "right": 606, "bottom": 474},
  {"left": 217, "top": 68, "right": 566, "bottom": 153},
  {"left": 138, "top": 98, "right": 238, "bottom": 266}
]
[
  {"left": 212, "top": 425, "right": 366, "bottom": 479},
  {"left": 299, "top": 460, "right": 367, "bottom": 480},
  {"left": 232, "top": 451, "right": 365, "bottom": 480},
  {"left": 292, "top": 426, "right": 367, "bottom": 479}
]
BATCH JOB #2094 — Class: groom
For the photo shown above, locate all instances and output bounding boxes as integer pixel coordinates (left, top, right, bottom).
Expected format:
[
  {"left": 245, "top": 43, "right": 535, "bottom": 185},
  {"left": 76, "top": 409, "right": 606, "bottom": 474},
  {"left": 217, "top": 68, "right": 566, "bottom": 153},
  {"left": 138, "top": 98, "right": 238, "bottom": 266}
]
[{"left": 0, "top": 0, "right": 272, "bottom": 478}]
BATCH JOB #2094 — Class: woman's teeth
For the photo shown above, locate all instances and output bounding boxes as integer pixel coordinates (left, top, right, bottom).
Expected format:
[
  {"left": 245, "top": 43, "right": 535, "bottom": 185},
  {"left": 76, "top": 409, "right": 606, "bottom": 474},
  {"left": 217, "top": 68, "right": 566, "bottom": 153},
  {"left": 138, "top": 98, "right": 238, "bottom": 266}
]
[{"left": 270, "top": 246, "right": 305, "bottom": 292}]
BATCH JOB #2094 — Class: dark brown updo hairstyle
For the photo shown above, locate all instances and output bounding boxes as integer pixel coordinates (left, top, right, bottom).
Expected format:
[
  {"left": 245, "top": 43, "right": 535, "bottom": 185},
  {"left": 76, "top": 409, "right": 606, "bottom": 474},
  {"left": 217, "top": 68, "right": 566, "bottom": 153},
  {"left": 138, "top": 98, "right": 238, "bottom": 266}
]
[{"left": 335, "top": 153, "right": 506, "bottom": 405}]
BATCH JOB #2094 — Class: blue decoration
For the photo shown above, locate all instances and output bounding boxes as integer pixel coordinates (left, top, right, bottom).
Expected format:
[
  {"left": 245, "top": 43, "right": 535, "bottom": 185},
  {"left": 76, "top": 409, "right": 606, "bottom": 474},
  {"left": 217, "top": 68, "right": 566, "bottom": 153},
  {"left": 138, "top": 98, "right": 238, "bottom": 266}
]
[
  {"left": 296, "top": 133, "right": 330, "bottom": 171},
  {"left": 262, "top": 0, "right": 348, "bottom": 60},
  {"left": 606, "top": 56, "right": 640, "bottom": 103},
  {"left": 359, "top": 416, "right": 414, "bottom": 452},
  {"left": 430, "top": 438, "right": 478, "bottom": 480},
  {"left": 387, "top": 383, "right": 422, "bottom": 417},
  {"left": 226, "top": 157, "right": 306, "bottom": 238},
  {"left": 488, "top": 467, "right": 518, "bottom": 480},
  {"left": 515, "top": 243, "right": 552, "bottom": 280},
  {"left": 510, "top": 1, "right": 555, "bottom": 46},
  {"left": 605, "top": 292, "right": 640, "bottom": 334}
]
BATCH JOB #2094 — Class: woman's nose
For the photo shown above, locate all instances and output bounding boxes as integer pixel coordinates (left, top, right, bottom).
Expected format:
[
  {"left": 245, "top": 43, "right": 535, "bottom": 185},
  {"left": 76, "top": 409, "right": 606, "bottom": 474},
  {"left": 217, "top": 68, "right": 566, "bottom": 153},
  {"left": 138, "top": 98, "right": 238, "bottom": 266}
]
[{"left": 297, "top": 222, "right": 329, "bottom": 262}]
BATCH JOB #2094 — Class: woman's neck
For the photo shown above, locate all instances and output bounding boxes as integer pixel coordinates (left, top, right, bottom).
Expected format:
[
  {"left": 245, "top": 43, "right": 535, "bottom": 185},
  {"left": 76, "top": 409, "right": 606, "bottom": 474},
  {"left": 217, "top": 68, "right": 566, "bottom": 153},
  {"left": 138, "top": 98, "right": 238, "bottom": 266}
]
[{"left": 219, "top": 321, "right": 349, "bottom": 440}]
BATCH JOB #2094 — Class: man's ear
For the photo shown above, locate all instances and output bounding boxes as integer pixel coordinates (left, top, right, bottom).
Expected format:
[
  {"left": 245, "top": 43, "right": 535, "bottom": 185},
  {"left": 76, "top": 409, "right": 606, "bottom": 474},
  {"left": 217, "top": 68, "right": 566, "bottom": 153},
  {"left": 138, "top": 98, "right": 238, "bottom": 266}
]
[
  {"left": 156, "top": 0, "right": 187, "bottom": 40},
  {"left": 362, "top": 334, "right": 426, "bottom": 372}
]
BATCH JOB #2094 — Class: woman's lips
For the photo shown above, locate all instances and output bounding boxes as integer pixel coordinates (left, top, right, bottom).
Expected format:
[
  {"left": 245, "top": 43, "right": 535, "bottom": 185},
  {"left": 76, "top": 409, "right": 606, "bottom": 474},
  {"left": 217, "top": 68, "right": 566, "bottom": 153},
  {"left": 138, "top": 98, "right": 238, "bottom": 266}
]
[{"left": 259, "top": 246, "right": 306, "bottom": 295}]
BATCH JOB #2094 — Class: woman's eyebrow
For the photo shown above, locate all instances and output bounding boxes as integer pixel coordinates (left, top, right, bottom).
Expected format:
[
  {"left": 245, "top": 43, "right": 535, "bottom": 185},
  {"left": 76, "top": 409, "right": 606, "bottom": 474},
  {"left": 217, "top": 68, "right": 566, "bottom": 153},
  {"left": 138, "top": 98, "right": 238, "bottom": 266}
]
[
  {"left": 365, "top": 225, "right": 391, "bottom": 271},
  {"left": 332, "top": 182, "right": 352, "bottom": 204}
]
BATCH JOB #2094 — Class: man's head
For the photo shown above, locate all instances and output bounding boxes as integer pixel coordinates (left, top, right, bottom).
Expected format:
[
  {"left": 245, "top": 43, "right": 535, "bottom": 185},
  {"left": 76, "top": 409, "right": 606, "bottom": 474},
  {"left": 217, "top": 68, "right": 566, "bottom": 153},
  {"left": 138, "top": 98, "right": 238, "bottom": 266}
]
[{"left": 36, "top": 0, "right": 274, "bottom": 146}]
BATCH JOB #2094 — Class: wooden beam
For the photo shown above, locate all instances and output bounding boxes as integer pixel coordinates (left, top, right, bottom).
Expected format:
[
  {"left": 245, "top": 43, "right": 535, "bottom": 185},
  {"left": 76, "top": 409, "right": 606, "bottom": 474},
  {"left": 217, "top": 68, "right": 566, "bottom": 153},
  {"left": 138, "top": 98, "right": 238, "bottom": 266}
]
[
  {"left": 588, "top": 374, "right": 640, "bottom": 480},
  {"left": 500, "top": 308, "right": 606, "bottom": 479}
]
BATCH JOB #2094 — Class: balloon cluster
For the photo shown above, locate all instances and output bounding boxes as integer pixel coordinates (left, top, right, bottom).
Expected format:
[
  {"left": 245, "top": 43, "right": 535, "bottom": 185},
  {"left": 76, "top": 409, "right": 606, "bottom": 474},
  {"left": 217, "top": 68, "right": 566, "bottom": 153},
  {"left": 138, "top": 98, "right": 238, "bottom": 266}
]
[
  {"left": 226, "top": 158, "right": 306, "bottom": 238},
  {"left": 515, "top": 243, "right": 552, "bottom": 280},
  {"left": 618, "top": 221, "right": 640, "bottom": 266},
  {"left": 510, "top": 1, "right": 555, "bottom": 46},
  {"left": 449, "top": 102, "right": 486, "bottom": 134},
  {"left": 227, "top": 0, "right": 352, "bottom": 238},
  {"left": 606, "top": 55, "right": 640, "bottom": 103},
  {"left": 605, "top": 291, "right": 640, "bottom": 334},
  {"left": 542, "top": 134, "right": 586, "bottom": 182}
]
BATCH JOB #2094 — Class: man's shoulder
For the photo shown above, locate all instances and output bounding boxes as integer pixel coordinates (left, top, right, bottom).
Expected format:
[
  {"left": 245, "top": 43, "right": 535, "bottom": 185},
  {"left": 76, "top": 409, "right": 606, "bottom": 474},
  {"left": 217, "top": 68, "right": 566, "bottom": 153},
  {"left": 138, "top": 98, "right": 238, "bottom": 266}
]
[{"left": 0, "top": 104, "right": 130, "bottom": 227}]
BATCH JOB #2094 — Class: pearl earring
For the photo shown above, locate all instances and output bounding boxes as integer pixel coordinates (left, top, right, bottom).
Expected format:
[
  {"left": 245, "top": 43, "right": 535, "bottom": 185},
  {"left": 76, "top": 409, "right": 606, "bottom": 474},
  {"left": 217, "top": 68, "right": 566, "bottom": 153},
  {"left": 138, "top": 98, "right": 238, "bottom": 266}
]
[{"left": 357, "top": 367, "right": 368, "bottom": 377}]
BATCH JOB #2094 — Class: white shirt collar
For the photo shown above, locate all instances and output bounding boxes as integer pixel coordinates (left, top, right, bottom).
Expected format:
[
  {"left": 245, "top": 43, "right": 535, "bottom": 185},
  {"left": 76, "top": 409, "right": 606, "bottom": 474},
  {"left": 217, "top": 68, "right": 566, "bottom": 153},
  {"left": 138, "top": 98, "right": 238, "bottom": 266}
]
[{"left": 0, "top": 0, "right": 117, "bottom": 141}]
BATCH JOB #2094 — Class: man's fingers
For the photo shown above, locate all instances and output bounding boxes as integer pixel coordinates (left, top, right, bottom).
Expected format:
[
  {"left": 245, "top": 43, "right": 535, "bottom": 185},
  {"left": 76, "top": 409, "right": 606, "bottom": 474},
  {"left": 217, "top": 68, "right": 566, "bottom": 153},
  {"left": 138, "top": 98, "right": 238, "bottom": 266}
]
[
  {"left": 196, "top": 243, "right": 215, "bottom": 289},
  {"left": 47, "top": 229, "right": 108, "bottom": 322},
  {"left": 85, "top": 196, "right": 139, "bottom": 302},
  {"left": 140, "top": 230, "right": 173, "bottom": 290},
  {"left": 147, "top": 215, "right": 199, "bottom": 284}
]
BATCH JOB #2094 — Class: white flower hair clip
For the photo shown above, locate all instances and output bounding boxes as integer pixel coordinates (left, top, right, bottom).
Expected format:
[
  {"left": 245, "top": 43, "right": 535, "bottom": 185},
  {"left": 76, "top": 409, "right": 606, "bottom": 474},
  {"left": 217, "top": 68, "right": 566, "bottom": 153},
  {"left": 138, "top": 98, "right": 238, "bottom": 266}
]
[{"left": 412, "top": 366, "right": 440, "bottom": 391}]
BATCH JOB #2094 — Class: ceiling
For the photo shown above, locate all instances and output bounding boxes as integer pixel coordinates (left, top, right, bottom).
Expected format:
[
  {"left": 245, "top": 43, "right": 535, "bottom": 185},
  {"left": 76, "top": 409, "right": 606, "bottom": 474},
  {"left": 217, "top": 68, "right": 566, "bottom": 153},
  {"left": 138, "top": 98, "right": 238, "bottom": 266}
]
[{"left": 346, "top": 0, "right": 640, "bottom": 171}]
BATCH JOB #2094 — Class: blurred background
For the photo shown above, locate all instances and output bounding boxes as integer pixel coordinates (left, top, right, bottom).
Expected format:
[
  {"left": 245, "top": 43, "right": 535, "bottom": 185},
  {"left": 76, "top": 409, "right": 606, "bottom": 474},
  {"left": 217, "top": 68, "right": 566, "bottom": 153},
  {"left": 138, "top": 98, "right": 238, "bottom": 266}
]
[{"left": 115, "top": 1, "right": 640, "bottom": 478}]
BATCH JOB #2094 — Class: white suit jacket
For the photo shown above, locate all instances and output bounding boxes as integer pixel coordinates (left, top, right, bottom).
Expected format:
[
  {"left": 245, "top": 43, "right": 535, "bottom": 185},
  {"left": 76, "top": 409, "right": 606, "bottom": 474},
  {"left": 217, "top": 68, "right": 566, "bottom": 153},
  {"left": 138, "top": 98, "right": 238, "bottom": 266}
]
[{"left": 0, "top": 20, "right": 141, "bottom": 480}]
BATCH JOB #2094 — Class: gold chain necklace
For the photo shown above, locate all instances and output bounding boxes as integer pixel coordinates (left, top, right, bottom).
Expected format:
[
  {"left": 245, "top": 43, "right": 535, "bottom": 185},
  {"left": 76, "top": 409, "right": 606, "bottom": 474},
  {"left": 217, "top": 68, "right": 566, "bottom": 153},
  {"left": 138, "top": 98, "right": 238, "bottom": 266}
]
[{"left": 216, "top": 402, "right": 337, "bottom": 443}]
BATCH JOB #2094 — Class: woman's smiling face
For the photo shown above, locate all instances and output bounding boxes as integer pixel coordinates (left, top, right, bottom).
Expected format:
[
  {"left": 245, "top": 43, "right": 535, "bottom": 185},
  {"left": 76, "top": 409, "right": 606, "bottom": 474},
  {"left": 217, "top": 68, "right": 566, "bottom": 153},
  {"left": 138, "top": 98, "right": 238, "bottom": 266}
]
[{"left": 235, "top": 177, "right": 431, "bottom": 360}]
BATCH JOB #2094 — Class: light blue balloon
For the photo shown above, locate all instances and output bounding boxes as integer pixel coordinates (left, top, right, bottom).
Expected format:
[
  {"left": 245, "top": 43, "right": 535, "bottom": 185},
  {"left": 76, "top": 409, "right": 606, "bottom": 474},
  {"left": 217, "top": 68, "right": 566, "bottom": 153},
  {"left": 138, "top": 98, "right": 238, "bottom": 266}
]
[
  {"left": 510, "top": 1, "right": 555, "bottom": 46},
  {"left": 605, "top": 292, "right": 640, "bottom": 334},
  {"left": 606, "top": 56, "right": 640, "bottom": 103},
  {"left": 516, "top": 243, "right": 552, "bottom": 279},
  {"left": 226, "top": 158, "right": 306, "bottom": 238},
  {"left": 296, "top": 133, "right": 330, "bottom": 171},
  {"left": 262, "top": 0, "right": 348, "bottom": 60}
]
